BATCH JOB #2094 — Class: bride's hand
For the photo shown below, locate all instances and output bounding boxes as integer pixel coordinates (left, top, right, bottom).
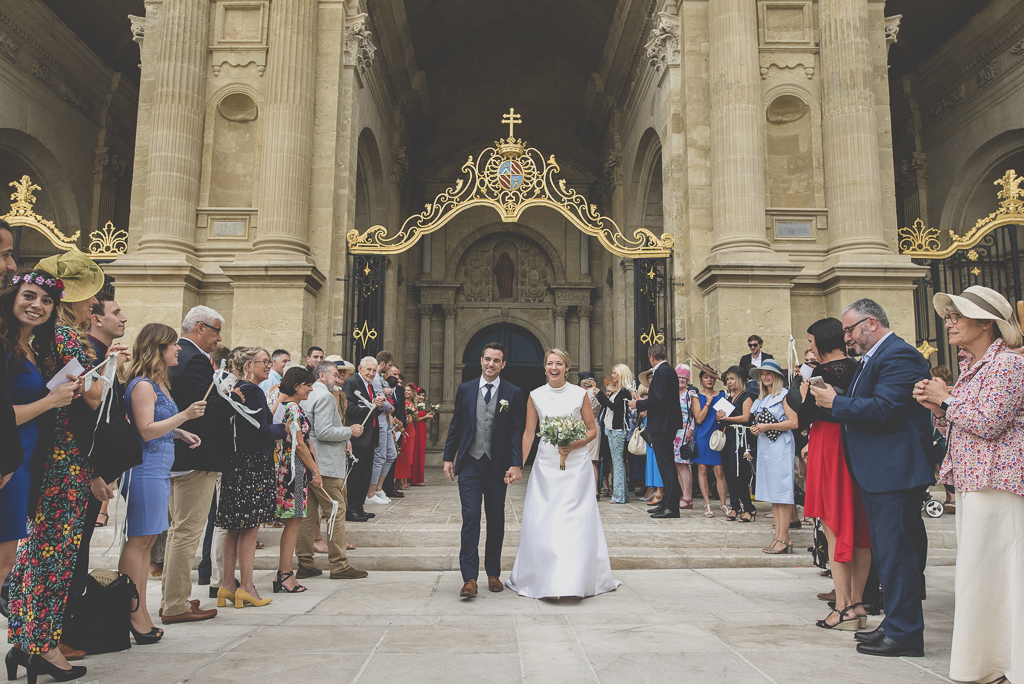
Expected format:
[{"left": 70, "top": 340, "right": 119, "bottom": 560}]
[{"left": 557, "top": 444, "right": 572, "bottom": 457}]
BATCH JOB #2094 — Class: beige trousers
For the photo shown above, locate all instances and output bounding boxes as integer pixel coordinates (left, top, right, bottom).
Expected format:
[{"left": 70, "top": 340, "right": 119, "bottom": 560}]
[
  {"left": 160, "top": 470, "right": 219, "bottom": 616},
  {"left": 296, "top": 476, "right": 350, "bottom": 573}
]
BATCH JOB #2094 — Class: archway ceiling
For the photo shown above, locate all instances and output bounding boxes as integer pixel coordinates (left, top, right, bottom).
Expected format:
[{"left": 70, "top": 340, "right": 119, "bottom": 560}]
[
  {"left": 885, "top": 0, "right": 998, "bottom": 78},
  {"left": 40, "top": 0, "right": 144, "bottom": 86}
]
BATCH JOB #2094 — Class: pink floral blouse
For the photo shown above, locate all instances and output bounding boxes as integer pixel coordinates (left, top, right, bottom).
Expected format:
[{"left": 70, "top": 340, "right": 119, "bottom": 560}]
[{"left": 937, "top": 338, "right": 1024, "bottom": 497}]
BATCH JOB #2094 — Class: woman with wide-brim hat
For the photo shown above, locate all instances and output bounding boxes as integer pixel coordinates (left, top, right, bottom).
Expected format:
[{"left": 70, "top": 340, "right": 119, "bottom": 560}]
[
  {"left": 914, "top": 285, "right": 1024, "bottom": 684},
  {"left": 5, "top": 253, "right": 114, "bottom": 681},
  {"left": 748, "top": 359, "right": 799, "bottom": 554}
]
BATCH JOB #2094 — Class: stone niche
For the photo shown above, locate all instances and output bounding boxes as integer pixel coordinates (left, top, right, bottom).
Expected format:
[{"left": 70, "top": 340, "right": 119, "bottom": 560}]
[
  {"left": 765, "top": 94, "right": 813, "bottom": 208},
  {"left": 209, "top": 92, "right": 259, "bottom": 207},
  {"left": 455, "top": 234, "right": 554, "bottom": 304}
]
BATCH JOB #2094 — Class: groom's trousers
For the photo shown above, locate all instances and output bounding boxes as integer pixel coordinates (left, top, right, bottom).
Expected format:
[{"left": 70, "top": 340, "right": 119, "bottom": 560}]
[{"left": 457, "top": 454, "right": 507, "bottom": 581}]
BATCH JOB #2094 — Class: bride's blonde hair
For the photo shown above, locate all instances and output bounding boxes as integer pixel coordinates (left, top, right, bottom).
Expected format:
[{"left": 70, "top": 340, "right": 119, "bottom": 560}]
[{"left": 544, "top": 348, "right": 571, "bottom": 377}]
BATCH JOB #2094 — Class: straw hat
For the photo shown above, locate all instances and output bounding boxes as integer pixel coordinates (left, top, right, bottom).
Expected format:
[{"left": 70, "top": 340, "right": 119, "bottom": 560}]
[
  {"left": 638, "top": 369, "right": 653, "bottom": 388},
  {"left": 748, "top": 359, "right": 785, "bottom": 381},
  {"left": 35, "top": 252, "right": 104, "bottom": 302},
  {"left": 933, "top": 285, "right": 1022, "bottom": 348}
]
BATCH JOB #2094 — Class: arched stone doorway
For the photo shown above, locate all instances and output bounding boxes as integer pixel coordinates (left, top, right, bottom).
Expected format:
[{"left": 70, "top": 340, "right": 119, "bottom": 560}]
[{"left": 461, "top": 323, "right": 545, "bottom": 395}]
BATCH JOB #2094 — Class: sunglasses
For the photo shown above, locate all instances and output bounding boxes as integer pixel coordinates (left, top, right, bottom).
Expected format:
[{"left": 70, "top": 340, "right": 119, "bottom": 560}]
[{"left": 748, "top": 343, "right": 759, "bottom": 348}]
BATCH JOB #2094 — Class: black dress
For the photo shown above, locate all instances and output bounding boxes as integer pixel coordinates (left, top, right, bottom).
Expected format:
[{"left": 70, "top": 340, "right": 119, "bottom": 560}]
[
  {"left": 721, "top": 388, "right": 757, "bottom": 514},
  {"left": 216, "top": 381, "right": 286, "bottom": 529}
]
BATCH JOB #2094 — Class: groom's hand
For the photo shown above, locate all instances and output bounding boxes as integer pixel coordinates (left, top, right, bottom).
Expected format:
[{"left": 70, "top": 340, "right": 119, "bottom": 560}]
[
  {"left": 504, "top": 466, "right": 522, "bottom": 485},
  {"left": 443, "top": 461, "right": 455, "bottom": 482}
]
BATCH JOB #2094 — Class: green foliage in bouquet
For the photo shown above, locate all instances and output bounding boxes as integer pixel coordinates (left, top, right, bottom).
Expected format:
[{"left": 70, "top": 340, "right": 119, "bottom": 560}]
[{"left": 537, "top": 416, "right": 588, "bottom": 470}]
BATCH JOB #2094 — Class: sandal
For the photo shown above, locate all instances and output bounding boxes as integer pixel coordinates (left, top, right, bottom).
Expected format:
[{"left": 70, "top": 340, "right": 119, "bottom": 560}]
[
  {"left": 648, "top": 495, "right": 663, "bottom": 506},
  {"left": 94, "top": 512, "right": 108, "bottom": 527},
  {"left": 739, "top": 511, "right": 752, "bottom": 523},
  {"left": 815, "top": 606, "right": 866, "bottom": 631},
  {"left": 679, "top": 498, "right": 693, "bottom": 510},
  {"left": 704, "top": 504, "right": 714, "bottom": 518},
  {"left": 762, "top": 538, "right": 793, "bottom": 554},
  {"left": 272, "top": 571, "right": 307, "bottom": 594},
  {"left": 726, "top": 509, "right": 737, "bottom": 521}
]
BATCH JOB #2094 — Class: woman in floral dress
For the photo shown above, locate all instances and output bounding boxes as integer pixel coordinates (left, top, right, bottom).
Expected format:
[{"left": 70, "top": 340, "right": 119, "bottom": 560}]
[{"left": 271, "top": 366, "right": 321, "bottom": 594}]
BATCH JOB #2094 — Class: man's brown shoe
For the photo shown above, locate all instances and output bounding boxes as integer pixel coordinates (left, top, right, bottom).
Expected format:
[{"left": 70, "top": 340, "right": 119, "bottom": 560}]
[
  {"left": 459, "top": 579, "right": 478, "bottom": 598},
  {"left": 160, "top": 604, "right": 217, "bottom": 624},
  {"left": 57, "top": 643, "right": 85, "bottom": 661},
  {"left": 488, "top": 576, "right": 504, "bottom": 593},
  {"left": 296, "top": 567, "right": 323, "bottom": 579},
  {"left": 158, "top": 599, "right": 200, "bottom": 617},
  {"left": 817, "top": 590, "right": 836, "bottom": 602},
  {"left": 330, "top": 567, "right": 369, "bottom": 579}
]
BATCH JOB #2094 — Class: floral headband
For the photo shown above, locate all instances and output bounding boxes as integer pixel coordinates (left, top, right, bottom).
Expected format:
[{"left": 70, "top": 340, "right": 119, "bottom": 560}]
[{"left": 11, "top": 272, "right": 65, "bottom": 298}]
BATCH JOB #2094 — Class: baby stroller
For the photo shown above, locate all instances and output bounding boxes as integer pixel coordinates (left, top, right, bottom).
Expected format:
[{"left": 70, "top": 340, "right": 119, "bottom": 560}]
[{"left": 922, "top": 488, "right": 945, "bottom": 518}]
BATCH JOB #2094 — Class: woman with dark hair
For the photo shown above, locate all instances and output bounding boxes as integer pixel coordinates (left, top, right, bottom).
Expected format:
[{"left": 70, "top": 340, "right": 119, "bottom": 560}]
[
  {"left": 717, "top": 366, "right": 757, "bottom": 522},
  {"left": 690, "top": 369, "right": 728, "bottom": 518},
  {"left": 119, "top": 323, "right": 206, "bottom": 641},
  {"left": 798, "top": 317, "right": 869, "bottom": 629},
  {"left": 394, "top": 383, "right": 417, "bottom": 488},
  {"left": 411, "top": 388, "right": 433, "bottom": 485},
  {"left": 215, "top": 347, "right": 282, "bottom": 609},
  {"left": 271, "top": 366, "right": 321, "bottom": 594},
  {"left": 3, "top": 267, "right": 108, "bottom": 683}
]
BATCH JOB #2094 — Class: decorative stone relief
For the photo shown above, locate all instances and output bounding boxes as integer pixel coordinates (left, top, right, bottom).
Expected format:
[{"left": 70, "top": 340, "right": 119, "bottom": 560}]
[
  {"left": 391, "top": 146, "right": 409, "bottom": 184},
  {"left": 759, "top": 54, "right": 814, "bottom": 80},
  {"left": 644, "top": 12, "right": 679, "bottom": 73},
  {"left": 552, "top": 306, "right": 569, "bottom": 320},
  {"left": 929, "top": 83, "right": 966, "bottom": 120},
  {"left": 211, "top": 1, "right": 269, "bottom": 77},
  {"left": 31, "top": 59, "right": 49, "bottom": 85},
  {"left": 461, "top": 246, "right": 491, "bottom": 302},
  {"left": 418, "top": 303, "right": 433, "bottom": 318},
  {"left": 1012, "top": 38, "right": 1024, "bottom": 56},
  {"left": 977, "top": 61, "right": 998, "bottom": 88},
  {"left": 94, "top": 149, "right": 128, "bottom": 183},
  {"left": 0, "top": 30, "right": 17, "bottom": 63},
  {"left": 604, "top": 150, "right": 622, "bottom": 186},
  {"left": 442, "top": 304, "right": 457, "bottom": 319},
  {"left": 60, "top": 83, "right": 91, "bottom": 114},
  {"left": 344, "top": 14, "right": 377, "bottom": 73},
  {"left": 896, "top": 152, "right": 926, "bottom": 191},
  {"left": 577, "top": 305, "right": 593, "bottom": 320},
  {"left": 884, "top": 15, "right": 902, "bottom": 52},
  {"left": 518, "top": 241, "right": 551, "bottom": 302}
]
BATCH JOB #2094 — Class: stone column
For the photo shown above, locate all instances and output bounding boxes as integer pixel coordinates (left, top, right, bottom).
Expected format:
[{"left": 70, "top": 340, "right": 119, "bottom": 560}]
[
  {"left": 418, "top": 304, "right": 432, "bottom": 398},
  {"left": 252, "top": 0, "right": 318, "bottom": 255},
  {"left": 137, "top": 0, "right": 209, "bottom": 254},
  {"left": 578, "top": 305, "right": 592, "bottom": 374},
  {"left": 442, "top": 305, "right": 457, "bottom": 403},
  {"left": 819, "top": 0, "right": 889, "bottom": 254},
  {"left": 553, "top": 306, "right": 568, "bottom": 350},
  {"left": 707, "top": 0, "right": 770, "bottom": 255}
]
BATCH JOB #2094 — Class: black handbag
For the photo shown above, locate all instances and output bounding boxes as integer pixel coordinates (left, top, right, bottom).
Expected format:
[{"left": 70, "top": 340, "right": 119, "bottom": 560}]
[
  {"left": 61, "top": 570, "right": 136, "bottom": 654},
  {"left": 86, "top": 379, "right": 142, "bottom": 484}
]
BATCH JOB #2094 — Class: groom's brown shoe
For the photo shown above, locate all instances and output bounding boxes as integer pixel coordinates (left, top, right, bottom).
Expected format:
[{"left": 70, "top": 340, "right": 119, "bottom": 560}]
[
  {"left": 459, "top": 579, "right": 478, "bottom": 598},
  {"left": 488, "top": 576, "right": 504, "bottom": 592}
]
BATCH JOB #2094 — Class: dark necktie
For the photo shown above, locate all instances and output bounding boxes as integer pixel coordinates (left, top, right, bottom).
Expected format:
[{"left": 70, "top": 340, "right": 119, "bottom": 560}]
[{"left": 484, "top": 383, "right": 493, "bottom": 405}]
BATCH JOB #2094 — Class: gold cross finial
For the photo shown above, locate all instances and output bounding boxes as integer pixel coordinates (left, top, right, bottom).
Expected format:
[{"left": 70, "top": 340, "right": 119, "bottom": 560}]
[{"left": 501, "top": 108, "right": 522, "bottom": 139}]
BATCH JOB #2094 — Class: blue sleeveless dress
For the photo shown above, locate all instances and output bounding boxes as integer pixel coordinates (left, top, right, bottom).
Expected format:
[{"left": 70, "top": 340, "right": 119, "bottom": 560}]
[
  {"left": 122, "top": 377, "right": 177, "bottom": 535},
  {"left": 0, "top": 357, "right": 45, "bottom": 542},
  {"left": 693, "top": 392, "right": 725, "bottom": 466}
]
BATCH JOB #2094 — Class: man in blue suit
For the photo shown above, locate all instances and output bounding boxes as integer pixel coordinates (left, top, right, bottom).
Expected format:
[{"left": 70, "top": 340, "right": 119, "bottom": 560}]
[
  {"left": 443, "top": 342, "right": 526, "bottom": 598},
  {"left": 811, "top": 299, "right": 934, "bottom": 658}
]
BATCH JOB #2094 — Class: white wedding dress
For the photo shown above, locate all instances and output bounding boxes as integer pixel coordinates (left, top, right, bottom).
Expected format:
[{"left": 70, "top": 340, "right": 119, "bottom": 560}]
[{"left": 506, "top": 382, "right": 621, "bottom": 598}]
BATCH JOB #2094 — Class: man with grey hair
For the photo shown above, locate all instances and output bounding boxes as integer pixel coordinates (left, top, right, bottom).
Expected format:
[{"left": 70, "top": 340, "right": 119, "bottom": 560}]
[
  {"left": 161, "top": 305, "right": 234, "bottom": 624},
  {"left": 297, "top": 361, "right": 368, "bottom": 579},
  {"left": 366, "top": 350, "right": 397, "bottom": 506},
  {"left": 342, "top": 356, "right": 385, "bottom": 520},
  {"left": 810, "top": 298, "right": 933, "bottom": 658}
]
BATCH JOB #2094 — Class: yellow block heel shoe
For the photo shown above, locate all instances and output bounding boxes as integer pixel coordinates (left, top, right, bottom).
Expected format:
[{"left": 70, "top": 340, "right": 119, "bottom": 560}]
[
  {"left": 234, "top": 588, "right": 272, "bottom": 608},
  {"left": 216, "top": 586, "right": 236, "bottom": 608}
]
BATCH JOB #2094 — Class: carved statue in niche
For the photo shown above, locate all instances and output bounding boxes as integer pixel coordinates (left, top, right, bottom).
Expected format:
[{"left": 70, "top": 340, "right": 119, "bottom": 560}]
[
  {"left": 518, "top": 241, "right": 550, "bottom": 302},
  {"left": 494, "top": 251, "right": 515, "bottom": 300},
  {"left": 461, "top": 245, "right": 491, "bottom": 301}
]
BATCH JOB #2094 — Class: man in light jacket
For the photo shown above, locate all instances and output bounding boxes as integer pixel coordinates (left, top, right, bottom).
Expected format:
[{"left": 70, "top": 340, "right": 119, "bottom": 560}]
[{"left": 297, "top": 361, "right": 369, "bottom": 580}]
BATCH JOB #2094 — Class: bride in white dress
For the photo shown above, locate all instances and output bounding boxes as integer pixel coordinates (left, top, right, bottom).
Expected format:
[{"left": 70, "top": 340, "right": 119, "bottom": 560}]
[{"left": 506, "top": 348, "right": 621, "bottom": 598}]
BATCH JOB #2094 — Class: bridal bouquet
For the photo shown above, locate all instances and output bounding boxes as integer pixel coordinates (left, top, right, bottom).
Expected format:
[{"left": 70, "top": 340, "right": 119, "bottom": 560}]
[
  {"left": 430, "top": 402, "right": 441, "bottom": 419},
  {"left": 537, "top": 416, "right": 588, "bottom": 470}
]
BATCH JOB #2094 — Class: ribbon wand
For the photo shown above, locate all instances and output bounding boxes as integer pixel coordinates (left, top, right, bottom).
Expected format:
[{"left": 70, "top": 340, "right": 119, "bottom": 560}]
[
  {"left": 353, "top": 390, "right": 378, "bottom": 427},
  {"left": 203, "top": 360, "right": 227, "bottom": 401}
]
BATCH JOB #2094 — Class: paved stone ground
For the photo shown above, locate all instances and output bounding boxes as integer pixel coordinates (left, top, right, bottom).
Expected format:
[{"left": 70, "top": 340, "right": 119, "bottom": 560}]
[{"left": 34, "top": 566, "right": 956, "bottom": 684}]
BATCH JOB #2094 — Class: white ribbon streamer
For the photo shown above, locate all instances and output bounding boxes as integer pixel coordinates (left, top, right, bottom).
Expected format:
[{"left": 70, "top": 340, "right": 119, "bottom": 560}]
[{"left": 787, "top": 335, "right": 799, "bottom": 386}]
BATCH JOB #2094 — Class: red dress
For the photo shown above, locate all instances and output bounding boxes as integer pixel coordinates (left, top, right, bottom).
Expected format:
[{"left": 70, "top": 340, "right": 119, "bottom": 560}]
[
  {"left": 412, "top": 409, "right": 428, "bottom": 484},
  {"left": 395, "top": 401, "right": 415, "bottom": 480},
  {"left": 801, "top": 358, "right": 871, "bottom": 564}
]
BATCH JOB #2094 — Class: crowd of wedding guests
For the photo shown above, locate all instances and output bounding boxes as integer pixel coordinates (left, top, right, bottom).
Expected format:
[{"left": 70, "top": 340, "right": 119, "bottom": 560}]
[{"left": 0, "top": 213, "right": 1020, "bottom": 684}]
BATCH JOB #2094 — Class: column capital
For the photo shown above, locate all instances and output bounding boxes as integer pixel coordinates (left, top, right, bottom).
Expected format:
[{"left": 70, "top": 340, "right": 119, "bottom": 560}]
[
  {"left": 577, "top": 305, "right": 593, "bottom": 319},
  {"left": 418, "top": 303, "right": 433, "bottom": 317},
  {"left": 553, "top": 306, "right": 569, "bottom": 319},
  {"left": 442, "top": 304, "right": 457, "bottom": 319}
]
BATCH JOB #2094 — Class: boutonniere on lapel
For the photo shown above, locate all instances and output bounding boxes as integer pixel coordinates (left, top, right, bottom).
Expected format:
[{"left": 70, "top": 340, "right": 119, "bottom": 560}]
[{"left": 499, "top": 399, "right": 510, "bottom": 413}]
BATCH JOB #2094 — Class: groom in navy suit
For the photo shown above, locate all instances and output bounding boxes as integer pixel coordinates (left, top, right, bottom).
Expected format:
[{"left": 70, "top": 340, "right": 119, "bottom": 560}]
[
  {"left": 811, "top": 299, "right": 934, "bottom": 658},
  {"left": 443, "top": 342, "right": 526, "bottom": 598}
]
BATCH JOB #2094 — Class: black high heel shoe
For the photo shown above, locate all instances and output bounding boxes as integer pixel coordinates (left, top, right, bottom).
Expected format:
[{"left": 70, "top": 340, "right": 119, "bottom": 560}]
[
  {"left": 24, "top": 654, "right": 86, "bottom": 684},
  {"left": 130, "top": 625, "right": 163, "bottom": 645},
  {"left": 5, "top": 648, "right": 28, "bottom": 681},
  {"left": 272, "top": 571, "right": 307, "bottom": 594}
]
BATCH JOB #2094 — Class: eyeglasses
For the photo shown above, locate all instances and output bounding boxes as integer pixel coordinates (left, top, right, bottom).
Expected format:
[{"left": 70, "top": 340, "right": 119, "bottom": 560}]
[
  {"left": 201, "top": 322, "right": 222, "bottom": 334},
  {"left": 748, "top": 343, "right": 759, "bottom": 348},
  {"left": 258, "top": 359, "right": 272, "bottom": 366},
  {"left": 842, "top": 317, "right": 872, "bottom": 336},
  {"left": 943, "top": 312, "right": 962, "bottom": 325}
]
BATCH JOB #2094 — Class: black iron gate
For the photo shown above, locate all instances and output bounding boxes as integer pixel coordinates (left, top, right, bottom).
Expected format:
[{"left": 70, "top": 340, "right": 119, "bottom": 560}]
[
  {"left": 912, "top": 224, "right": 1024, "bottom": 367},
  {"left": 350, "top": 254, "right": 386, "bottom": 361},
  {"left": 633, "top": 257, "right": 669, "bottom": 373}
]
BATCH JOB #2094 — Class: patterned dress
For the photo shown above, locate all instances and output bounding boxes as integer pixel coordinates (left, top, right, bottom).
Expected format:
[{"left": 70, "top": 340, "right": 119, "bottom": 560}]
[
  {"left": 7, "top": 326, "right": 94, "bottom": 654},
  {"left": 217, "top": 381, "right": 282, "bottom": 529},
  {"left": 275, "top": 402, "right": 310, "bottom": 519}
]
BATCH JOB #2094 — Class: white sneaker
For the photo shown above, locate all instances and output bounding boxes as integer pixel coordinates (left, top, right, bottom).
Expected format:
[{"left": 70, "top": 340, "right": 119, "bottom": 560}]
[
  {"left": 365, "top": 496, "right": 386, "bottom": 505},
  {"left": 374, "top": 491, "right": 392, "bottom": 504}
]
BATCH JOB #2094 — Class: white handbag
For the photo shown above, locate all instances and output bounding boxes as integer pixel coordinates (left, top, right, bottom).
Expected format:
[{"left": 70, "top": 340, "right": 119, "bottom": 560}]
[
  {"left": 709, "top": 429, "right": 726, "bottom": 452},
  {"left": 628, "top": 427, "right": 647, "bottom": 455}
]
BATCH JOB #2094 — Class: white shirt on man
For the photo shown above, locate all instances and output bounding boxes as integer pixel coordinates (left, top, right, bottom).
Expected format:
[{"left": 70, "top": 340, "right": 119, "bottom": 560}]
[
  {"left": 478, "top": 374, "right": 501, "bottom": 398},
  {"left": 750, "top": 353, "right": 764, "bottom": 368}
]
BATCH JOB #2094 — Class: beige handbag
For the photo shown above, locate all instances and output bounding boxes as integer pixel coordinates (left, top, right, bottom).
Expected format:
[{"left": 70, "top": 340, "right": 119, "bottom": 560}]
[
  {"left": 709, "top": 429, "right": 726, "bottom": 452},
  {"left": 628, "top": 427, "right": 647, "bottom": 455}
]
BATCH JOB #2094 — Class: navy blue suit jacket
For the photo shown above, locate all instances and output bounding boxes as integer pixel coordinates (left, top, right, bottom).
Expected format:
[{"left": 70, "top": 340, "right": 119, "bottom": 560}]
[
  {"left": 831, "top": 333, "right": 935, "bottom": 494},
  {"left": 443, "top": 377, "right": 525, "bottom": 477},
  {"left": 634, "top": 362, "right": 683, "bottom": 433}
]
